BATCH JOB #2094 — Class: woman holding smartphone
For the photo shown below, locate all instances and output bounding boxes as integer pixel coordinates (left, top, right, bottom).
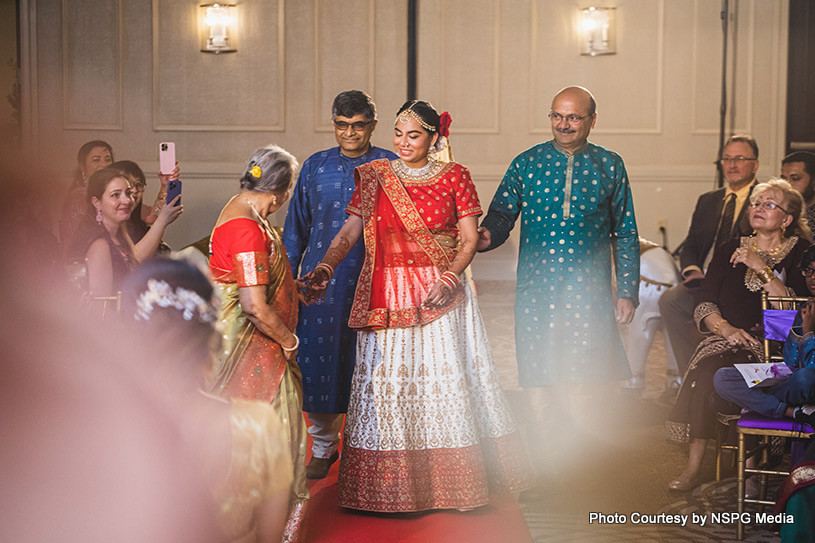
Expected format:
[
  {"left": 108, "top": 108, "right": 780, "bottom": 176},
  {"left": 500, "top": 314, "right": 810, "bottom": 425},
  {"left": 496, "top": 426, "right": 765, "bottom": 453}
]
[{"left": 78, "top": 167, "right": 182, "bottom": 296}]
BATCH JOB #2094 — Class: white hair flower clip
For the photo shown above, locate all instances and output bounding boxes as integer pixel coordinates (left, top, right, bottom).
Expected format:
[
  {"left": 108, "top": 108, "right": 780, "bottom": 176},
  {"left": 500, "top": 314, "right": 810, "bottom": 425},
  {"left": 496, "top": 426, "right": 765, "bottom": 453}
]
[{"left": 135, "top": 279, "right": 217, "bottom": 323}]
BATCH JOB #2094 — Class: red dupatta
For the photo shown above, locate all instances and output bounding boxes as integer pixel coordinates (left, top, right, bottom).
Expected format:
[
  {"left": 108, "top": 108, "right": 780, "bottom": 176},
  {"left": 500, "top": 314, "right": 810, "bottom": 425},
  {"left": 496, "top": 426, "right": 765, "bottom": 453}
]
[{"left": 348, "top": 159, "right": 465, "bottom": 330}]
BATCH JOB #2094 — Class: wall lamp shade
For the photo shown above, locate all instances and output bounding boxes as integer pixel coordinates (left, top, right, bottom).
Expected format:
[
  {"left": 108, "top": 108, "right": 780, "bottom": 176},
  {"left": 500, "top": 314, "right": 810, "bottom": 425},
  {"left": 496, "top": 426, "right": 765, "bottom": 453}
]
[
  {"left": 199, "top": 3, "right": 237, "bottom": 53},
  {"left": 579, "top": 7, "right": 616, "bottom": 56}
]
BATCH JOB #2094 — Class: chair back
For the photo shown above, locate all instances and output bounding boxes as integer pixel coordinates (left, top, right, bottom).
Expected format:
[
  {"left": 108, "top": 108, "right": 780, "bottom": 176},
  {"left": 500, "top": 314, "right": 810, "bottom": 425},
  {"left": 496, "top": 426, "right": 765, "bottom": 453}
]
[{"left": 761, "top": 291, "right": 810, "bottom": 362}]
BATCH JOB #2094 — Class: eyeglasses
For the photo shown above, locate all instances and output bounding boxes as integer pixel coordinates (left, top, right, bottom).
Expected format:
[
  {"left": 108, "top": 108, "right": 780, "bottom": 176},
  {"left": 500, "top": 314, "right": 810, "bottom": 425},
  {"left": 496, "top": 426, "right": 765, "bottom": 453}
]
[
  {"left": 749, "top": 201, "right": 789, "bottom": 213},
  {"left": 719, "top": 157, "right": 757, "bottom": 165},
  {"left": 334, "top": 120, "right": 373, "bottom": 132},
  {"left": 548, "top": 112, "right": 592, "bottom": 124},
  {"left": 130, "top": 183, "right": 146, "bottom": 193},
  {"left": 801, "top": 267, "right": 815, "bottom": 277}
]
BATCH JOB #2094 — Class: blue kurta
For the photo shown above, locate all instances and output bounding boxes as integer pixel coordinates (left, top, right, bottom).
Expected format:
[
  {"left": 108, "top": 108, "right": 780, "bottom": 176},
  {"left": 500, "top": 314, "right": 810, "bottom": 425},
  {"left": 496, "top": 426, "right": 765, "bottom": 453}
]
[
  {"left": 481, "top": 140, "right": 639, "bottom": 386},
  {"left": 283, "top": 145, "right": 397, "bottom": 413}
]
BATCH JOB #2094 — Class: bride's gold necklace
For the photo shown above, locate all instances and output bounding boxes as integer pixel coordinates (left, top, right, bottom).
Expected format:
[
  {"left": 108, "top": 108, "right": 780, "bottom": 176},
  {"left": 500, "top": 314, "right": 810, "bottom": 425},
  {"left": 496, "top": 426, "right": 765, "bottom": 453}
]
[{"left": 392, "top": 158, "right": 444, "bottom": 181}]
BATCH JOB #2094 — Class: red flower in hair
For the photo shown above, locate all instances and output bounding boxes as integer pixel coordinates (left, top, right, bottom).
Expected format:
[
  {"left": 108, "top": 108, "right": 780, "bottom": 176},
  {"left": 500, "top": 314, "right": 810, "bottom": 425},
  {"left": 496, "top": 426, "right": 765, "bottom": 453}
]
[{"left": 438, "top": 112, "right": 452, "bottom": 137}]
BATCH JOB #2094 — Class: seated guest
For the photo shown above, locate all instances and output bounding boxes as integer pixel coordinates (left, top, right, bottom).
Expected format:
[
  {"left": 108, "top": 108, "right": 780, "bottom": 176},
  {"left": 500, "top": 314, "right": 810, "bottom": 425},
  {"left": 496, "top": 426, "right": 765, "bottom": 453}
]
[
  {"left": 781, "top": 151, "right": 815, "bottom": 227},
  {"left": 659, "top": 135, "right": 760, "bottom": 375},
  {"left": 713, "top": 244, "right": 815, "bottom": 427},
  {"left": 111, "top": 160, "right": 171, "bottom": 252},
  {"left": 666, "top": 179, "right": 811, "bottom": 491},
  {"left": 61, "top": 140, "right": 114, "bottom": 258},
  {"left": 77, "top": 168, "right": 182, "bottom": 296},
  {"left": 121, "top": 257, "right": 293, "bottom": 543}
]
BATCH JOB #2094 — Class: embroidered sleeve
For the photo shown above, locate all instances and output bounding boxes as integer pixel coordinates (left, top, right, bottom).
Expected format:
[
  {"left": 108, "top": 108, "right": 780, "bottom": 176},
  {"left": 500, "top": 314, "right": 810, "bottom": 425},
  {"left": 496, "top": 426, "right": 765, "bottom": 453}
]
[
  {"left": 221, "top": 219, "right": 271, "bottom": 287},
  {"left": 694, "top": 301, "right": 720, "bottom": 333},
  {"left": 346, "top": 175, "right": 362, "bottom": 217},
  {"left": 452, "top": 165, "right": 482, "bottom": 219},
  {"left": 233, "top": 251, "right": 271, "bottom": 287}
]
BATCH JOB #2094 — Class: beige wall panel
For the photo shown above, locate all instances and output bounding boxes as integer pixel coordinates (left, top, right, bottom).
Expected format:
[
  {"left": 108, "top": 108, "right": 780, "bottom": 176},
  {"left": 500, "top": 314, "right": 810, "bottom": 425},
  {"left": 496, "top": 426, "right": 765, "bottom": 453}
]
[
  {"left": 152, "top": 0, "right": 284, "bottom": 131},
  {"left": 691, "top": 0, "right": 753, "bottom": 135},
  {"left": 313, "top": 0, "right": 374, "bottom": 131},
  {"left": 62, "top": 0, "right": 122, "bottom": 129},
  {"left": 530, "top": 0, "right": 662, "bottom": 135},
  {"left": 418, "top": 0, "right": 500, "bottom": 134},
  {"left": 372, "top": 0, "right": 409, "bottom": 121}
]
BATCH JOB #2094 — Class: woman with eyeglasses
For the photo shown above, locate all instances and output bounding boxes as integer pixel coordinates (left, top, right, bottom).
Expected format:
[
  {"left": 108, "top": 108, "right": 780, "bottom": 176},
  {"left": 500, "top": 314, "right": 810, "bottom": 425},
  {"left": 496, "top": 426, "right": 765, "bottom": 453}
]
[
  {"left": 301, "top": 101, "right": 529, "bottom": 513},
  {"left": 666, "top": 178, "right": 812, "bottom": 492}
]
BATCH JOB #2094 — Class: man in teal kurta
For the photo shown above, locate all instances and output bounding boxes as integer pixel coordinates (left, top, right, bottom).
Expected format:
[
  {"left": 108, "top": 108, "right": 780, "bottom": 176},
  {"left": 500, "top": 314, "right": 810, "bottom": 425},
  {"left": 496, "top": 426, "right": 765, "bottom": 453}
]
[{"left": 478, "top": 86, "right": 639, "bottom": 393}]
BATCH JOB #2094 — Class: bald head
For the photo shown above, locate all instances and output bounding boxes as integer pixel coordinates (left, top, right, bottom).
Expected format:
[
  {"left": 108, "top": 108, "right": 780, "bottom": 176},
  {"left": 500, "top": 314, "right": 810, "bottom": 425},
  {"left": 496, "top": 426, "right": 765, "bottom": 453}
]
[
  {"left": 552, "top": 86, "right": 596, "bottom": 115},
  {"left": 549, "top": 86, "right": 597, "bottom": 153}
]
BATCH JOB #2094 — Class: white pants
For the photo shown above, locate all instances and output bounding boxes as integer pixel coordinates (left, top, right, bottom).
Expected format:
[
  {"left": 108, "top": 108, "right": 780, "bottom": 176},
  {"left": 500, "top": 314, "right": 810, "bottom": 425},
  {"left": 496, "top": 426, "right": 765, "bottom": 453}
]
[{"left": 307, "top": 412, "right": 345, "bottom": 458}]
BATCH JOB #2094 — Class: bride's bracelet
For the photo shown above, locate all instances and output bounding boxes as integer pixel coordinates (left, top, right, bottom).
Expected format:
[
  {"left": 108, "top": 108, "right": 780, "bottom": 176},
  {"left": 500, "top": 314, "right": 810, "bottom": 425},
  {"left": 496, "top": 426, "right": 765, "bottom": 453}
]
[
  {"left": 314, "top": 262, "right": 334, "bottom": 280},
  {"left": 439, "top": 271, "right": 459, "bottom": 292},
  {"left": 282, "top": 333, "right": 299, "bottom": 352}
]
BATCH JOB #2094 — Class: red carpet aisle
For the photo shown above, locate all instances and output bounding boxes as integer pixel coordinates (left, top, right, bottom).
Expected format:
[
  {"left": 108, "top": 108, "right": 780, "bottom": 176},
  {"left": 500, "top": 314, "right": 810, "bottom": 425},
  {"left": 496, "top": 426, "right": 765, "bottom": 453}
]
[{"left": 300, "top": 433, "right": 532, "bottom": 543}]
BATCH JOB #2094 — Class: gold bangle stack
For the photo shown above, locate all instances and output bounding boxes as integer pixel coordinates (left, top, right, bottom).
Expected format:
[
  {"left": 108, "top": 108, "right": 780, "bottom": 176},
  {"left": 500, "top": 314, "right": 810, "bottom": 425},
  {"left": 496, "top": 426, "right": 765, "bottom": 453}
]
[{"left": 757, "top": 266, "right": 775, "bottom": 284}]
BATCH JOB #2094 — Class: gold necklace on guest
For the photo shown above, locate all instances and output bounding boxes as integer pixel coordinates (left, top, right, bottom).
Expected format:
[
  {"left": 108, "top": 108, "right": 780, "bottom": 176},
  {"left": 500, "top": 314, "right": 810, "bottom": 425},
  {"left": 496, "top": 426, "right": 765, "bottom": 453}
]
[
  {"left": 741, "top": 235, "right": 798, "bottom": 292},
  {"left": 246, "top": 199, "right": 274, "bottom": 238},
  {"left": 750, "top": 236, "right": 785, "bottom": 257}
]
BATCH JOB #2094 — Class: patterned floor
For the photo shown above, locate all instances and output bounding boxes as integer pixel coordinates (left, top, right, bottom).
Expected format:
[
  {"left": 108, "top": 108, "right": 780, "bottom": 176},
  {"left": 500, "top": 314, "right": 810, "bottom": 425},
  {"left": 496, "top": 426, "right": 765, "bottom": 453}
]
[{"left": 475, "top": 280, "right": 784, "bottom": 543}]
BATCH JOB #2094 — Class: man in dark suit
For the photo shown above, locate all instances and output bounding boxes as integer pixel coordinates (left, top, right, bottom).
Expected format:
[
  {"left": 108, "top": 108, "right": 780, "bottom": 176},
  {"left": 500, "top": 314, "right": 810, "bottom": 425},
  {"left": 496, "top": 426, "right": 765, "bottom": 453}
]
[{"left": 659, "top": 135, "right": 760, "bottom": 374}]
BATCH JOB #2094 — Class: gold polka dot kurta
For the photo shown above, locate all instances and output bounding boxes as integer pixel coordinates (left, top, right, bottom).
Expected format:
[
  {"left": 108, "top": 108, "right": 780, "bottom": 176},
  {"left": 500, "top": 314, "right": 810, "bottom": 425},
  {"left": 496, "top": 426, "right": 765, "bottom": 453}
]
[{"left": 481, "top": 140, "right": 640, "bottom": 386}]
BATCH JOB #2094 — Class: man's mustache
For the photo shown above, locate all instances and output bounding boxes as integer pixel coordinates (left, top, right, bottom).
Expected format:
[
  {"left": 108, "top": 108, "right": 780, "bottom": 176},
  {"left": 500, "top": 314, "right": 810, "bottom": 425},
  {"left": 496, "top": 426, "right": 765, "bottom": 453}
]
[{"left": 555, "top": 127, "right": 575, "bottom": 135}]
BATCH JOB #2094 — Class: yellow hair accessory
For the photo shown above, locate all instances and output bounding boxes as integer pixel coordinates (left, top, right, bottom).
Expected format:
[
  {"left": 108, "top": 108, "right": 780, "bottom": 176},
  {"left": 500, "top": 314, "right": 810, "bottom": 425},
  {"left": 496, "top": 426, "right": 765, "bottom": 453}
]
[{"left": 251, "top": 165, "right": 262, "bottom": 178}]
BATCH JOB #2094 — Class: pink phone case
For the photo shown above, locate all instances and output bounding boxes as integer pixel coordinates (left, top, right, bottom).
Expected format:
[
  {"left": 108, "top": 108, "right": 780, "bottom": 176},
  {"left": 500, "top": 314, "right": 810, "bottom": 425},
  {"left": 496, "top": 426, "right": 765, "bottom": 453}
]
[{"left": 159, "top": 142, "right": 176, "bottom": 175}]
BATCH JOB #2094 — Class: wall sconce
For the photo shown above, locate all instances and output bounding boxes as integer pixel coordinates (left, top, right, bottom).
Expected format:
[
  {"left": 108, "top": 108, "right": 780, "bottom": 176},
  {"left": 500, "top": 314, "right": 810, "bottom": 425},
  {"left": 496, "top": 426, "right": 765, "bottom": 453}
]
[
  {"left": 199, "top": 3, "right": 237, "bottom": 54},
  {"left": 579, "top": 7, "right": 616, "bottom": 56}
]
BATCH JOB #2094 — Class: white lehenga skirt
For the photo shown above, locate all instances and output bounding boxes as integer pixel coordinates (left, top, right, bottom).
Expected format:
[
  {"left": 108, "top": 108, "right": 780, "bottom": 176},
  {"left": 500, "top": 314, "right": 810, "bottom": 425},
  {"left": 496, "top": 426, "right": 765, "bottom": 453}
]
[{"left": 337, "top": 280, "right": 529, "bottom": 512}]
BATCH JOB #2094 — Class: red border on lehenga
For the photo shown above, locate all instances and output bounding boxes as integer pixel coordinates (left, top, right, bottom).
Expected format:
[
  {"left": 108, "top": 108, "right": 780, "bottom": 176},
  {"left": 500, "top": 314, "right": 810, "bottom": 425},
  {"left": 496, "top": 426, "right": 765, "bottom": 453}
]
[{"left": 337, "top": 432, "right": 530, "bottom": 512}]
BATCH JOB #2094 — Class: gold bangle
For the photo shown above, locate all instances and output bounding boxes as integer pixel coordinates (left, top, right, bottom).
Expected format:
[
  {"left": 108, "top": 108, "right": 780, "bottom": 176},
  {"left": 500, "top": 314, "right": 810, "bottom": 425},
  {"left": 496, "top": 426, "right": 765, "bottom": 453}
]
[
  {"left": 762, "top": 266, "right": 775, "bottom": 283},
  {"left": 712, "top": 318, "right": 727, "bottom": 335}
]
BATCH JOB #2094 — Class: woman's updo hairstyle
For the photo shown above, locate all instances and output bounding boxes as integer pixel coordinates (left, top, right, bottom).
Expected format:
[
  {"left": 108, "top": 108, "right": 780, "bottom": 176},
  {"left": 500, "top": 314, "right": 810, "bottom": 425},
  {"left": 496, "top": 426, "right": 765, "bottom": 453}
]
[
  {"left": 86, "top": 167, "right": 128, "bottom": 204},
  {"left": 239, "top": 144, "right": 299, "bottom": 194},
  {"left": 120, "top": 257, "right": 218, "bottom": 373},
  {"left": 396, "top": 100, "right": 441, "bottom": 132},
  {"left": 395, "top": 100, "right": 451, "bottom": 153},
  {"left": 750, "top": 178, "right": 811, "bottom": 241}
]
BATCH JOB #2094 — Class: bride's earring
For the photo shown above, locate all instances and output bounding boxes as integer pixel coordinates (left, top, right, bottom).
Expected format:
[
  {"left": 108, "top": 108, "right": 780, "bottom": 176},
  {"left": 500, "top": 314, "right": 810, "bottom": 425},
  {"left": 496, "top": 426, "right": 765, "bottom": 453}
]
[{"left": 95, "top": 208, "right": 103, "bottom": 224}]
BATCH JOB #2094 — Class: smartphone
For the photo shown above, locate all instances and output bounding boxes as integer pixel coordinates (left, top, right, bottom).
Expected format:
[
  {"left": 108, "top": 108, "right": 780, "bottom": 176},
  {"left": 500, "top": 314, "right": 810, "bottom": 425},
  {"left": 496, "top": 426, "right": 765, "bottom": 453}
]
[
  {"left": 166, "top": 180, "right": 182, "bottom": 206},
  {"left": 159, "top": 142, "right": 176, "bottom": 175}
]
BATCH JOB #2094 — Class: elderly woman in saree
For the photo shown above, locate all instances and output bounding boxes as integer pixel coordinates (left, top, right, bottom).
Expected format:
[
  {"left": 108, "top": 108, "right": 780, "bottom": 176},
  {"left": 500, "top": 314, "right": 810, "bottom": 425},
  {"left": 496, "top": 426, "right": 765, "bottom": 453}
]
[
  {"left": 206, "top": 145, "right": 307, "bottom": 542},
  {"left": 302, "top": 100, "right": 529, "bottom": 513},
  {"left": 666, "top": 179, "right": 811, "bottom": 491}
]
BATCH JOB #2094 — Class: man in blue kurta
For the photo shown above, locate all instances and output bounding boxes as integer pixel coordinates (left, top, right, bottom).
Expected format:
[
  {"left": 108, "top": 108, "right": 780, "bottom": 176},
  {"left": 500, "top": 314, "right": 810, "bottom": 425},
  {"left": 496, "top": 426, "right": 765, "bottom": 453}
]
[
  {"left": 477, "top": 86, "right": 639, "bottom": 411},
  {"left": 283, "top": 90, "right": 397, "bottom": 479}
]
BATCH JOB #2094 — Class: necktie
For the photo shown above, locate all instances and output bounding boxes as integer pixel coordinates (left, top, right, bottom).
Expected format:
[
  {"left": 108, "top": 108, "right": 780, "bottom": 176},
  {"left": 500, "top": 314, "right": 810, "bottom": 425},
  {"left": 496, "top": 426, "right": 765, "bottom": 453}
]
[{"left": 716, "top": 193, "right": 736, "bottom": 247}]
